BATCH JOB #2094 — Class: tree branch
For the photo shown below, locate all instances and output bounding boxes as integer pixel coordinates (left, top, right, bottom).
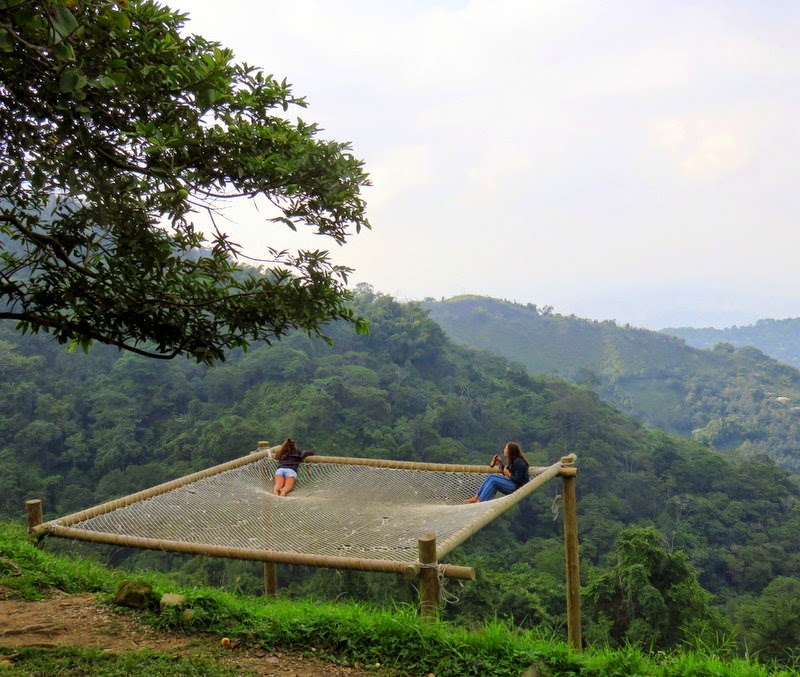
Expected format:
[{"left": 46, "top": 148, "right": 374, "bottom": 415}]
[
  {"left": 0, "top": 214, "right": 98, "bottom": 279},
  {"left": 0, "top": 310, "right": 182, "bottom": 360}
]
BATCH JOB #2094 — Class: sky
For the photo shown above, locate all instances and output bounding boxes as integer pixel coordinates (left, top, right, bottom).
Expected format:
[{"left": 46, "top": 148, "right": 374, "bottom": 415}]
[{"left": 165, "top": 0, "right": 800, "bottom": 329}]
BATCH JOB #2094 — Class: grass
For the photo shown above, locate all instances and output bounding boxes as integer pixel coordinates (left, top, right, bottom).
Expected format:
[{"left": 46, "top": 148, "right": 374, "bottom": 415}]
[
  {"left": 0, "top": 521, "right": 795, "bottom": 677},
  {"left": 1, "top": 647, "right": 244, "bottom": 676}
]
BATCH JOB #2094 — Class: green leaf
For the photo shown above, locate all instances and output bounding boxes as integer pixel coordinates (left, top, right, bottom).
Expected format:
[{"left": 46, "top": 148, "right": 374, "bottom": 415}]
[
  {"left": 49, "top": 5, "right": 79, "bottom": 39},
  {"left": 95, "top": 75, "right": 117, "bottom": 89},
  {"left": 53, "top": 41, "right": 75, "bottom": 62},
  {"left": 110, "top": 10, "right": 131, "bottom": 31},
  {"left": 355, "top": 318, "right": 370, "bottom": 335},
  {"left": 59, "top": 69, "right": 86, "bottom": 93},
  {"left": 200, "top": 88, "right": 218, "bottom": 109},
  {"left": 0, "top": 29, "right": 13, "bottom": 53}
]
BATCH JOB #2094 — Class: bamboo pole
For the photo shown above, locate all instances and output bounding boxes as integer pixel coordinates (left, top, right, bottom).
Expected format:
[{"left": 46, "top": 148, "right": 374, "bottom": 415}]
[
  {"left": 263, "top": 562, "right": 278, "bottom": 597},
  {"left": 434, "top": 461, "right": 564, "bottom": 560},
  {"left": 36, "top": 523, "right": 476, "bottom": 579},
  {"left": 305, "top": 455, "right": 517, "bottom": 474},
  {"left": 258, "top": 448, "right": 278, "bottom": 596},
  {"left": 26, "top": 499, "right": 43, "bottom": 548},
  {"left": 51, "top": 447, "right": 278, "bottom": 528},
  {"left": 560, "top": 455, "right": 582, "bottom": 651},
  {"left": 418, "top": 533, "right": 439, "bottom": 620},
  {"left": 26, "top": 499, "right": 43, "bottom": 533}
]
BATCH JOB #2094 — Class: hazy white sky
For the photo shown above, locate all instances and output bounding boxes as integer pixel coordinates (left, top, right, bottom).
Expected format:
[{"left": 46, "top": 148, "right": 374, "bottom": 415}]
[{"left": 166, "top": 0, "right": 800, "bottom": 329}]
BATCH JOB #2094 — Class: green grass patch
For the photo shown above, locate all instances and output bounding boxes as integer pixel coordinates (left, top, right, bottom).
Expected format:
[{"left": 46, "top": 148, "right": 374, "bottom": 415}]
[
  {"left": 0, "top": 646, "right": 247, "bottom": 676},
  {"left": 0, "top": 522, "right": 794, "bottom": 677}
]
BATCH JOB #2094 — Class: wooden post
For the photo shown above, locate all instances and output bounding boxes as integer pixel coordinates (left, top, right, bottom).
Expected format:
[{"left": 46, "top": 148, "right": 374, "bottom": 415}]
[
  {"left": 418, "top": 533, "right": 439, "bottom": 620},
  {"left": 263, "top": 562, "right": 278, "bottom": 596},
  {"left": 26, "top": 499, "right": 44, "bottom": 548},
  {"left": 560, "top": 457, "right": 582, "bottom": 651},
  {"left": 259, "top": 441, "right": 276, "bottom": 596}
]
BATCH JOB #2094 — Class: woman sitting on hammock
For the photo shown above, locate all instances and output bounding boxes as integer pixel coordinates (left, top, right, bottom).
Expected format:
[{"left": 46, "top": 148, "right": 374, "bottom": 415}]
[
  {"left": 464, "top": 442, "right": 529, "bottom": 503},
  {"left": 273, "top": 438, "right": 314, "bottom": 496}
]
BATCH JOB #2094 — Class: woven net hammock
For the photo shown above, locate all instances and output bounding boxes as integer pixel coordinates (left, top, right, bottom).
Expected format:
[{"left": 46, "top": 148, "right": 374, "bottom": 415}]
[{"left": 37, "top": 450, "right": 570, "bottom": 577}]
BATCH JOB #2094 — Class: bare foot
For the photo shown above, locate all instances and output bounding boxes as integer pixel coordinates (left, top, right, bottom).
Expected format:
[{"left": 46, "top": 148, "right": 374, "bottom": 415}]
[
  {"left": 279, "top": 489, "right": 287, "bottom": 497},
  {"left": 464, "top": 495, "right": 479, "bottom": 504}
]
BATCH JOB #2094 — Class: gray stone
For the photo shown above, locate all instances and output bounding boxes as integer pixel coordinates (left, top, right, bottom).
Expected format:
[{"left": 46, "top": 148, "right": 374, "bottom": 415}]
[{"left": 112, "top": 580, "right": 154, "bottom": 609}]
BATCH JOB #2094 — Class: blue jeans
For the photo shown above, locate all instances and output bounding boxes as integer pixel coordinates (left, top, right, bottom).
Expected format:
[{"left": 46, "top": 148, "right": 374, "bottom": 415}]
[{"left": 477, "top": 474, "right": 517, "bottom": 502}]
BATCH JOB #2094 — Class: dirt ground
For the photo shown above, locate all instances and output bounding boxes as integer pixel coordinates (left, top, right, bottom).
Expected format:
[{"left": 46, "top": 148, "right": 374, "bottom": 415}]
[{"left": 0, "top": 588, "right": 377, "bottom": 676}]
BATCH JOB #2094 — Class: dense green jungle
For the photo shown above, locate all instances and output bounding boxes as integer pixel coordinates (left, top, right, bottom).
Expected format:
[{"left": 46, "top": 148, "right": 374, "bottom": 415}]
[
  {"left": 425, "top": 296, "right": 800, "bottom": 474},
  {"left": 663, "top": 318, "right": 800, "bottom": 370},
  {"left": 2, "top": 288, "right": 799, "bottom": 662}
]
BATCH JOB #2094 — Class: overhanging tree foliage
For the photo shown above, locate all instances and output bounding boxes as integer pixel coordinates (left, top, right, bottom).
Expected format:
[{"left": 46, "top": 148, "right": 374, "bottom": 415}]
[{"left": 0, "top": 0, "right": 371, "bottom": 363}]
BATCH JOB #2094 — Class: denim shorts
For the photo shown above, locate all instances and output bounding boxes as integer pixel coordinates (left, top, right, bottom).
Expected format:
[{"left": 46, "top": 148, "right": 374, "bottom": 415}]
[{"left": 276, "top": 467, "right": 298, "bottom": 479}]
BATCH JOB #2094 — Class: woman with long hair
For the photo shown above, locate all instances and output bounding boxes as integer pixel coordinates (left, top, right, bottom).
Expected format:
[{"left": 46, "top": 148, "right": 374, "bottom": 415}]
[
  {"left": 273, "top": 438, "right": 314, "bottom": 496},
  {"left": 464, "top": 442, "right": 530, "bottom": 503}
]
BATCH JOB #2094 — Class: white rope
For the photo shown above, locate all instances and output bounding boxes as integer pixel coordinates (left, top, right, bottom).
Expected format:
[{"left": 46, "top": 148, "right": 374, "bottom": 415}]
[
  {"left": 551, "top": 493, "right": 562, "bottom": 521},
  {"left": 416, "top": 562, "right": 461, "bottom": 607}
]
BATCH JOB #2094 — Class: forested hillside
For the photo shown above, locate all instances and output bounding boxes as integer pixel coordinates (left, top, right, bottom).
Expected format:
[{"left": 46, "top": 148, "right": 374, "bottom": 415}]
[
  {"left": 663, "top": 318, "right": 800, "bottom": 369},
  {"left": 425, "top": 296, "right": 800, "bottom": 474},
  {"left": 2, "top": 288, "right": 799, "bottom": 657}
]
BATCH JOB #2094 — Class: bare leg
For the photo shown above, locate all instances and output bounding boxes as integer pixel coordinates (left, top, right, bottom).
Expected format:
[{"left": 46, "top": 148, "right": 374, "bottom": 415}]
[
  {"left": 280, "top": 476, "right": 297, "bottom": 496},
  {"left": 464, "top": 494, "right": 479, "bottom": 503},
  {"left": 273, "top": 475, "right": 285, "bottom": 495}
]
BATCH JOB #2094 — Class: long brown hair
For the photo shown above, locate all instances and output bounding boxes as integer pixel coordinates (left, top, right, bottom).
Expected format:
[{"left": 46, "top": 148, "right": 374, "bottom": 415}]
[
  {"left": 275, "top": 437, "right": 297, "bottom": 461},
  {"left": 506, "top": 442, "right": 529, "bottom": 467}
]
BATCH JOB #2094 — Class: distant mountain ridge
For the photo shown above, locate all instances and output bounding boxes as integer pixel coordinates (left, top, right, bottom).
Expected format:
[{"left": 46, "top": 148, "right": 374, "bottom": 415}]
[
  {"left": 661, "top": 318, "right": 800, "bottom": 369},
  {"left": 424, "top": 295, "right": 800, "bottom": 474}
]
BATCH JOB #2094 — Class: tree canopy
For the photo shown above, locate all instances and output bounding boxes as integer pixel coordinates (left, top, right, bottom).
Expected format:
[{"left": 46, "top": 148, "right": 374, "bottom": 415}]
[
  {"left": 0, "top": 0, "right": 370, "bottom": 363},
  {"left": 584, "top": 526, "right": 723, "bottom": 651}
]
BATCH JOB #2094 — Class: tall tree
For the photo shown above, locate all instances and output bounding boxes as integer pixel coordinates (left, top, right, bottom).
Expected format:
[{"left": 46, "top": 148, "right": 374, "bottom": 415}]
[
  {"left": 0, "top": 0, "right": 370, "bottom": 363},
  {"left": 584, "top": 525, "right": 724, "bottom": 651},
  {"left": 734, "top": 576, "right": 800, "bottom": 662}
]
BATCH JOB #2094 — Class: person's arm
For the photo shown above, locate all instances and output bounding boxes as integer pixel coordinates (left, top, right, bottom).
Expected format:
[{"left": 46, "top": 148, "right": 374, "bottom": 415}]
[{"left": 301, "top": 449, "right": 315, "bottom": 461}]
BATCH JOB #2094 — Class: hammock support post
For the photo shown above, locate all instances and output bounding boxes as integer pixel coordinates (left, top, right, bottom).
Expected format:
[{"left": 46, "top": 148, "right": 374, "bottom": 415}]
[
  {"left": 26, "top": 499, "right": 42, "bottom": 533},
  {"left": 26, "top": 499, "right": 43, "bottom": 548},
  {"left": 560, "top": 455, "right": 582, "bottom": 651},
  {"left": 418, "top": 533, "right": 439, "bottom": 620},
  {"left": 256, "top": 442, "right": 279, "bottom": 598},
  {"left": 263, "top": 563, "right": 278, "bottom": 597}
]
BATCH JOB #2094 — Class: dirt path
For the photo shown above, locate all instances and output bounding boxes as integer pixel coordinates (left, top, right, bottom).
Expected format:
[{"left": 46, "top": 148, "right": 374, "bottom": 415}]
[{"left": 0, "top": 589, "right": 374, "bottom": 676}]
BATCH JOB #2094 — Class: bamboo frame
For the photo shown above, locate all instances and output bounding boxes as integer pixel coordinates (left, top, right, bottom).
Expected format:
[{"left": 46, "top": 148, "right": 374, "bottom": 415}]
[
  {"left": 37, "top": 447, "right": 278, "bottom": 532},
  {"left": 304, "top": 455, "right": 509, "bottom": 474},
  {"left": 37, "top": 450, "right": 513, "bottom": 535},
  {"left": 30, "top": 448, "right": 578, "bottom": 629},
  {"left": 39, "top": 521, "right": 476, "bottom": 579}
]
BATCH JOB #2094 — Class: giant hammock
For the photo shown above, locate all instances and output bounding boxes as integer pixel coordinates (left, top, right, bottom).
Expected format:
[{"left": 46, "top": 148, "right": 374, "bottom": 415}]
[{"left": 27, "top": 442, "right": 580, "bottom": 638}]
